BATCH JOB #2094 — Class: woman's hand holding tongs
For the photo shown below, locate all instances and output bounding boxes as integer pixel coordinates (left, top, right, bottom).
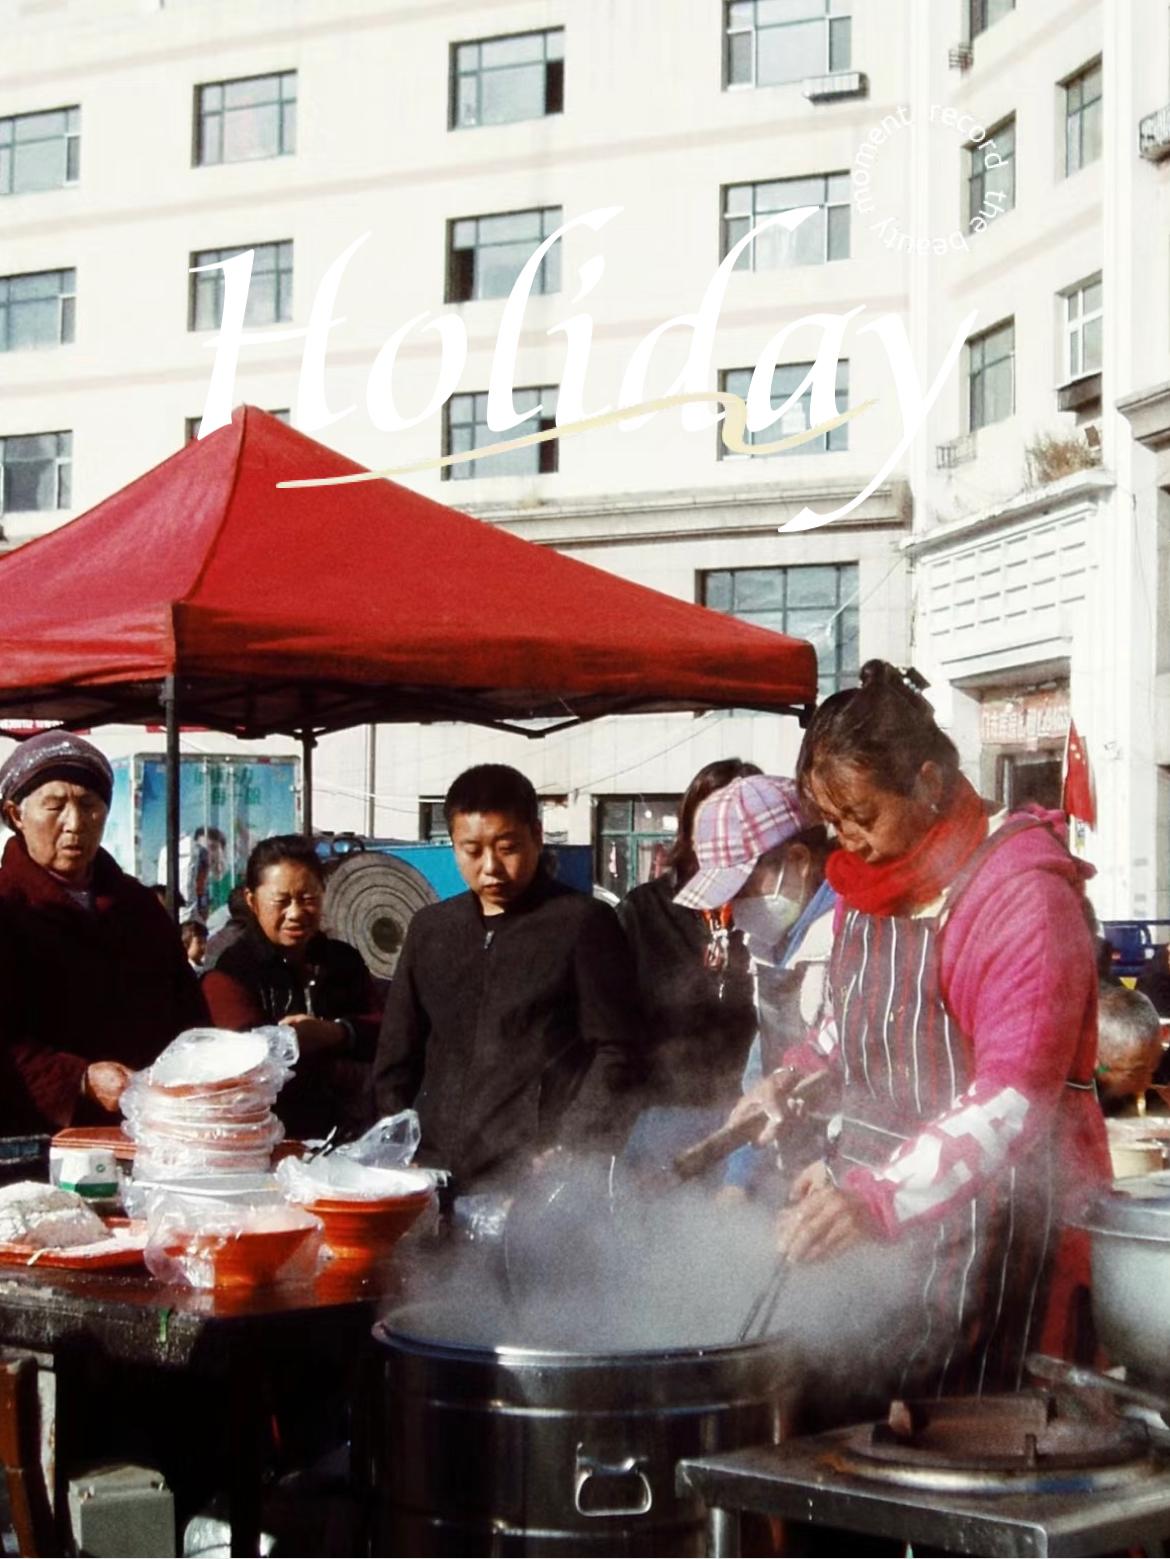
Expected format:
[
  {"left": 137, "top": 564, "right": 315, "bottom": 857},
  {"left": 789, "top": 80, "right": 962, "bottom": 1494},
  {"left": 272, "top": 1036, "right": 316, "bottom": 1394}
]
[{"left": 730, "top": 1067, "right": 833, "bottom": 1146}]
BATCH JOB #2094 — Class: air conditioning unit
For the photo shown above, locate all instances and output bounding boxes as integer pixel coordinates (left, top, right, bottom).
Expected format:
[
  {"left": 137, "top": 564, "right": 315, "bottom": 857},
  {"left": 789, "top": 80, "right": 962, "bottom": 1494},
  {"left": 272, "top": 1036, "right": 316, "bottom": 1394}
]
[
  {"left": 948, "top": 42, "right": 974, "bottom": 70},
  {"left": 936, "top": 433, "right": 976, "bottom": 469},
  {"left": 802, "top": 70, "right": 868, "bottom": 102},
  {"left": 1140, "top": 105, "right": 1170, "bottom": 161}
]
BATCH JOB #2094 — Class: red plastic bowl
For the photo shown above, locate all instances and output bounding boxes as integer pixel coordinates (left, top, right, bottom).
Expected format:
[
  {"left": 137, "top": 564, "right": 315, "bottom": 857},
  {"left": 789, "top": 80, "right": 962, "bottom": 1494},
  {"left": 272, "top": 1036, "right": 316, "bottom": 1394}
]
[
  {"left": 164, "top": 1219, "right": 320, "bottom": 1289},
  {"left": 306, "top": 1191, "right": 432, "bottom": 1275}
]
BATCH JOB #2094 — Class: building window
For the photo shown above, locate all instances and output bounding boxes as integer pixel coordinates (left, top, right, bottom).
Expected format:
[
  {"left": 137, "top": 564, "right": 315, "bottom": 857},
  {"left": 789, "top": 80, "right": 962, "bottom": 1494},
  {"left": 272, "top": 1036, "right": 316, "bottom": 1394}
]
[
  {"left": 718, "top": 361, "right": 849, "bottom": 455},
  {"left": 969, "top": 0, "right": 1014, "bottom": 38},
  {"left": 451, "top": 29, "right": 564, "bottom": 128},
  {"left": 447, "top": 207, "right": 562, "bottom": 302},
  {"left": 725, "top": 1, "right": 851, "bottom": 89},
  {"left": 967, "top": 318, "right": 1014, "bottom": 430},
  {"left": 195, "top": 71, "right": 296, "bottom": 166},
  {"left": 966, "top": 115, "right": 1015, "bottom": 226},
  {"left": 0, "top": 431, "right": 72, "bottom": 513},
  {"left": 1064, "top": 60, "right": 1102, "bottom": 176},
  {"left": 1063, "top": 276, "right": 1102, "bottom": 381},
  {"left": 0, "top": 269, "right": 75, "bottom": 351},
  {"left": 186, "top": 408, "right": 288, "bottom": 443},
  {"left": 723, "top": 174, "right": 850, "bottom": 268},
  {"left": 443, "top": 387, "right": 559, "bottom": 480},
  {"left": 0, "top": 106, "right": 80, "bottom": 196},
  {"left": 702, "top": 563, "right": 859, "bottom": 699},
  {"left": 597, "top": 797, "right": 678, "bottom": 897},
  {"left": 189, "top": 241, "right": 293, "bottom": 331}
]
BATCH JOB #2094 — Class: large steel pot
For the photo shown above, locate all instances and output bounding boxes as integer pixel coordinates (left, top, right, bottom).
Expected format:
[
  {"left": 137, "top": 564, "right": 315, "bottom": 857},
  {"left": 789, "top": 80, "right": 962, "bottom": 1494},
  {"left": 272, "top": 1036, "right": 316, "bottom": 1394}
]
[
  {"left": 372, "top": 1295, "right": 797, "bottom": 1557},
  {"left": 1081, "top": 1176, "right": 1170, "bottom": 1384}
]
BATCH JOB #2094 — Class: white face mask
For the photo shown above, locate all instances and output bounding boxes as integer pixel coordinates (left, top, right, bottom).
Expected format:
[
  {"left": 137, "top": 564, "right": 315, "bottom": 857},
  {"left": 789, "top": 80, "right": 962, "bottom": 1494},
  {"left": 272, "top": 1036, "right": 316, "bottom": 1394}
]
[{"left": 733, "top": 884, "right": 803, "bottom": 952}]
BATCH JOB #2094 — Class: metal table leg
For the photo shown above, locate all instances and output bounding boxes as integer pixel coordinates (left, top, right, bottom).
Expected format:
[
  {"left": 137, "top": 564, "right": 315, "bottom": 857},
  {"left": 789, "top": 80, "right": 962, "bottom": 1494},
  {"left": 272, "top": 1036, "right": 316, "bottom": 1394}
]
[{"left": 706, "top": 1504, "right": 741, "bottom": 1558}]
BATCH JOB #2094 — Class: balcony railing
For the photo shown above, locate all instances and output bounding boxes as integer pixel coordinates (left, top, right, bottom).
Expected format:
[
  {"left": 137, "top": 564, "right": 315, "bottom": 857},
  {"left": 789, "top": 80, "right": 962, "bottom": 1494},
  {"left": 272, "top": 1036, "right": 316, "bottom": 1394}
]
[{"left": 1140, "top": 104, "right": 1170, "bottom": 161}]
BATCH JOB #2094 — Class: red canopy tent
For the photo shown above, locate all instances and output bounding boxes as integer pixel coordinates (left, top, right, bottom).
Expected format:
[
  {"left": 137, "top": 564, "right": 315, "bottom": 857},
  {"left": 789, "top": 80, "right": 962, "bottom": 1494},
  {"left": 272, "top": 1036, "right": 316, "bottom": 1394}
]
[{"left": 0, "top": 407, "right": 818, "bottom": 898}]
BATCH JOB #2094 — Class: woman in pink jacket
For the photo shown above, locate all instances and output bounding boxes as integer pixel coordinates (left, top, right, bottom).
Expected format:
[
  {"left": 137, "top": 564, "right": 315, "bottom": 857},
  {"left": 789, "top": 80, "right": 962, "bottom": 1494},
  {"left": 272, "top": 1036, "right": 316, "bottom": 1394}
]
[{"left": 773, "top": 660, "right": 1110, "bottom": 1397}]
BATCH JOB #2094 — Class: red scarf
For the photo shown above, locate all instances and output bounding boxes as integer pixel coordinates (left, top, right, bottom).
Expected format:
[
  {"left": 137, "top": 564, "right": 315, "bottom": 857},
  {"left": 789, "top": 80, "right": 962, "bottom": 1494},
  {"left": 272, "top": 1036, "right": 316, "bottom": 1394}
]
[{"left": 826, "top": 774, "right": 990, "bottom": 917}]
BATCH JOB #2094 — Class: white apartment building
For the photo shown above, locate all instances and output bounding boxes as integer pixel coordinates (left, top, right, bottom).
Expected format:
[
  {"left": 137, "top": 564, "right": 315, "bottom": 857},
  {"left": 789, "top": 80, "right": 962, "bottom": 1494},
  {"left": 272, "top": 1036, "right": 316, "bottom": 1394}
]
[{"left": 0, "top": 0, "right": 1163, "bottom": 912}]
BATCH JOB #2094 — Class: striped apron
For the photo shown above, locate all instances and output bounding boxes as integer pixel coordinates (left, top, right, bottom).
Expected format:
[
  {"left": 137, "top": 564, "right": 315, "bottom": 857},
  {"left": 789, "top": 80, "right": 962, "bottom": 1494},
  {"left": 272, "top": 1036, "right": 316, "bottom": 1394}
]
[{"left": 826, "top": 824, "right": 1070, "bottom": 1399}]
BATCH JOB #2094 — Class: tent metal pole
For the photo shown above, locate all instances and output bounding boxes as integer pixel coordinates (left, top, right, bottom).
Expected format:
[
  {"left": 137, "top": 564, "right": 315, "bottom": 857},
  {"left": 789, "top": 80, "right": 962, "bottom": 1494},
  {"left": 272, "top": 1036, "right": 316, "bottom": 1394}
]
[
  {"left": 301, "top": 730, "right": 314, "bottom": 838},
  {"left": 365, "top": 724, "right": 377, "bottom": 837},
  {"left": 162, "top": 675, "right": 180, "bottom": 921}
]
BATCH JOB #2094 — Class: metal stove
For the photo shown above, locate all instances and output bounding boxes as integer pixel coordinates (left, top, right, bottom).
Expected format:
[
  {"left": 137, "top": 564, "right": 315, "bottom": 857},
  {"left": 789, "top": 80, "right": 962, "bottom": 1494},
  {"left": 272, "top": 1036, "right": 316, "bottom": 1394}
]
[{"left": 676, "top": 1391, "right": 1170, "bottom": 1556}]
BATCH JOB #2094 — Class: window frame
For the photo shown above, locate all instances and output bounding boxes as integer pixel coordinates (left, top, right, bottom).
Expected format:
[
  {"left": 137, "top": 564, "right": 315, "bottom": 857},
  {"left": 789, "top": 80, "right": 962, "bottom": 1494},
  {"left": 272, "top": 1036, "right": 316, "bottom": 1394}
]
[
  {"left": 700, "top": 562, "right": 860, "bottom": 699},
  {"left": 188, "top": 241, "right": 294, "bottom": 332},
  {"left": 193, "top": 70, "right": 297, "bottom": 167},
  {"left": 1062, "top": 274, "right": 1103, "bottom": 383},
  {"left": 442, "top": 386, "right": 560, "bottom": 480},
  {"left": 445, "top": 206, "right": 563, "bottom": 303},
  {"left": 1064, "top": 59, "right": 1102, "bottom": 177},
  {"left": 0, "top": 268, "right": 76, "bottom": 351},
  {"left": 449, "top": 28, "right": 565, "bottom": 130},
  {"left": 967, "top": 318, "right": 1015, "bottom": 432},
  {"left": 0, "top": 106, "right": 80, "bottom": 197},
  {"left": 717, "top": 360, "right": 850, "bottom": 457},
  {"left": 966, "top": 114, "right": 1015, "bottom": 227},
  {"left": 969, "top": 0, "right": 1015, "bottom": 39},
  {"left": 0, "top": 430, "right": 73, "bottom": 514},
  {"left": 724, "top": 0, "right": 852, "bottom": 90},
  {"left": 722, "top": 172, "right": 851, "bottom": 269}
]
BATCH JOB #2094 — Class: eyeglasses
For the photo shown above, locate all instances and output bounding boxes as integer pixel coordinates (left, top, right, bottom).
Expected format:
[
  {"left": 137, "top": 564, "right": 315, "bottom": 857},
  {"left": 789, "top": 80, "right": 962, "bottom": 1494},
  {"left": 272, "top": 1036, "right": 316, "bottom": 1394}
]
[{"left": 257, "top": 892, "right": 322, "bottom": 911}]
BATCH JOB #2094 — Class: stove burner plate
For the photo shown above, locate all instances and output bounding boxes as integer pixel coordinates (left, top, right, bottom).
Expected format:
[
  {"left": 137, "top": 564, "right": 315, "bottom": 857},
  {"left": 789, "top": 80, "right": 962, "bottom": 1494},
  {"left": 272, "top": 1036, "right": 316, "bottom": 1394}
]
[{"left": 829, "top": 1391, "right": 1158, "bottom": 1495}]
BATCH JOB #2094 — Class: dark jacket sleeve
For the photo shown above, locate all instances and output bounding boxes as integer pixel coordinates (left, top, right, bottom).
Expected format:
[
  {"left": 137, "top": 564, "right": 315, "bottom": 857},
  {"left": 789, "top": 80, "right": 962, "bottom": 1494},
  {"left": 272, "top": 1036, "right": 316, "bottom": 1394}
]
[
  {"left": 558, "top": 900, "right": 646, "bottom": 1149},
  {"left": 372, "top": 926, "right": 431, "bottom": 1116}
]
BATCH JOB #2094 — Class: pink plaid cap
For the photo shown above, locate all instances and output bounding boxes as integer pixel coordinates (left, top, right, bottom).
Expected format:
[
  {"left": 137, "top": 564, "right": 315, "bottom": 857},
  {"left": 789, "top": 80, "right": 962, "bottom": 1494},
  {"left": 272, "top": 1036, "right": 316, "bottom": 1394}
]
[{"left": 673, "top": 775, "right": 806, "bottom": 911}]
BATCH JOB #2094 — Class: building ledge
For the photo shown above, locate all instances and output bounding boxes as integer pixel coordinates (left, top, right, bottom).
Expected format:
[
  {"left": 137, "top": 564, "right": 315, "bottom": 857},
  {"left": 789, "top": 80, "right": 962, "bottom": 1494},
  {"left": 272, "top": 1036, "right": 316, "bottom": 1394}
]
[
  {"left": 904, "top": 468, "right": 1114, "bottom": 558},
  {"left": 1117, "top": 380, "right": 1170, "bottom": 451},
  {"left": 1056, "top": 373, "right": 1102, "bottom": 415},
  {"left": 463, "top": 479, "right": 908, "bottom": 546}
]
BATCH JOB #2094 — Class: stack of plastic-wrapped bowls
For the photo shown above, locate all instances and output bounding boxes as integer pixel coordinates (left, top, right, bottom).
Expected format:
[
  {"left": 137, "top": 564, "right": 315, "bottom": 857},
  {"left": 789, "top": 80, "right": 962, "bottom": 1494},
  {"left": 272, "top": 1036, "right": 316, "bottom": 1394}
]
[{"left": 122, "top": 1030, "right": 290, "bottom": 1182}]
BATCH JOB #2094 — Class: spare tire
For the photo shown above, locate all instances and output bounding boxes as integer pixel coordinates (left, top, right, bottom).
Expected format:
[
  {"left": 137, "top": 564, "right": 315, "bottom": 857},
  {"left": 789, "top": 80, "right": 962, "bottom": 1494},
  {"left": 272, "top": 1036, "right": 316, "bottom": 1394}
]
[{"left": 322, "top": 851, "right": 438, "bottom": 979}]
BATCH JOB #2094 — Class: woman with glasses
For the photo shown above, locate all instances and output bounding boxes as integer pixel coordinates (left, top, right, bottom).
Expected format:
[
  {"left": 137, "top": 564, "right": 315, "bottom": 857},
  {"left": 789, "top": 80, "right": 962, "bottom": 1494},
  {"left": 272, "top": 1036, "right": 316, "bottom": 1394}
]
[{"left": 203, "top": 834, "right": 381, "bottom": 1138}]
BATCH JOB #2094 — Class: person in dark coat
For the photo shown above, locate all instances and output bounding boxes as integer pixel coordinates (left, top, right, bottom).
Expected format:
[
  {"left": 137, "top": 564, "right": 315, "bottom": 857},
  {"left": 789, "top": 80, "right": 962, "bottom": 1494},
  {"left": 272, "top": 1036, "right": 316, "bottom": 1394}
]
[
  {"left": 0, "top": 731, "right": 208, "bottom": 1132},
  {"left": 374, "top": 765, "right": 645, "bottom": 1193},
  {"left": 1137, "top": 942, "right": 1170, "bottom": 1018},
  {"left": 202, "top": 835, "right": 382, "bottom": 1139},
  {"left": 617, "top": 759, "right": 760, "bottom": 1112}
]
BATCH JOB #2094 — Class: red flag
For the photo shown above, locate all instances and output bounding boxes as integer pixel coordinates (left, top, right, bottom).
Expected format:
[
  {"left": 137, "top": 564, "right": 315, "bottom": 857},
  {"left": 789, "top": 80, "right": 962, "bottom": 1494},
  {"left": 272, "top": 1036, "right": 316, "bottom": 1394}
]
[{"left": 1062, "top": 719, "right": 1096, "bottom": 827}]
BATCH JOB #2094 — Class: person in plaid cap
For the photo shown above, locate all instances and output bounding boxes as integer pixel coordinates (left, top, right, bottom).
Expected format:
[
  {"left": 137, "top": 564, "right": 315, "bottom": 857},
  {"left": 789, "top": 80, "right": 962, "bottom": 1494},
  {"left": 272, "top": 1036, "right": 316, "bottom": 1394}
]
[{"left": 674, "top": 776, "right": 837, "bottom": 1181}]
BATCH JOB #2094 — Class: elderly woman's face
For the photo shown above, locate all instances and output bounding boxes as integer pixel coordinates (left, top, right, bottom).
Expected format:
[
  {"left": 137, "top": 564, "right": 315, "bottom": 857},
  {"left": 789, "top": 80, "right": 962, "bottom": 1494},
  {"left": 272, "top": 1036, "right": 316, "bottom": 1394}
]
[
  {"left": 245, "top": 860, "right": 323, "bottom": 954},
  {"left": 4, "top": 780, "right": 108, "bottom": 882}
]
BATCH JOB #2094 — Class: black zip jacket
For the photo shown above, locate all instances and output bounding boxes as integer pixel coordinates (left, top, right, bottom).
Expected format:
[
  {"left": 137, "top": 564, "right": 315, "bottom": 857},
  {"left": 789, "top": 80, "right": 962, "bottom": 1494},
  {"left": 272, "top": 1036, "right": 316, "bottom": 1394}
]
[{"left": 373, "top": 873, "right": 645, "bottom": 1191}]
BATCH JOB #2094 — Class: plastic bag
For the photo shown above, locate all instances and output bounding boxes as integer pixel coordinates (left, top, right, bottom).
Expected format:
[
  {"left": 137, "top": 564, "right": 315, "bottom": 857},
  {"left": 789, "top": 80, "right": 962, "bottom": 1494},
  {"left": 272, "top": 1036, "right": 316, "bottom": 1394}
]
[
  {"left": 331, "top": 1111, "right": 422, "bottom": 1169},
  {"left": 144, "top": 1190, "right": 321, "bottom": 1290}
]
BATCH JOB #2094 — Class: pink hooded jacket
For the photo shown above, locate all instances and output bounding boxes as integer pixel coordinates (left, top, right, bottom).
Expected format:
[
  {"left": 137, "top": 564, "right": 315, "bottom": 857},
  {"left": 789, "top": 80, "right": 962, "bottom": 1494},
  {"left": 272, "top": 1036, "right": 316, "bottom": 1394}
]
[{"left": 800, "top": 811, "right": 1112, "bottom": 1238}]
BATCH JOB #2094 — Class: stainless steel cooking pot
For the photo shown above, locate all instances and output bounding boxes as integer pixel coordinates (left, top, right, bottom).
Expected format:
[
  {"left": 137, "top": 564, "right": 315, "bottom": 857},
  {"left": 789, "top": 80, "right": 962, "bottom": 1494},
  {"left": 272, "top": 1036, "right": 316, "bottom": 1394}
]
[
  {"left": 1081, "top": 1175, "right": 1170, "bottom": 1383},
  {"left": 372, "top": 1294, "right": 797, "bottom": 1556}
]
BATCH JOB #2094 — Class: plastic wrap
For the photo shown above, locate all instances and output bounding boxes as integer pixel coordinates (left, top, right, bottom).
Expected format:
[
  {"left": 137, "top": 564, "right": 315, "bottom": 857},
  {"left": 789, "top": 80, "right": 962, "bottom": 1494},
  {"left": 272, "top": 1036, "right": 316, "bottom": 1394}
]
[
  {"left": 276, "top": 1154, "right": 438, "bottom": 1205},
  {"left": 144, "top": 1191, "right": 321, "bottom": 1290},
  {"left": 123, "top": 1028, "right": 297, "bottom": 1183}
]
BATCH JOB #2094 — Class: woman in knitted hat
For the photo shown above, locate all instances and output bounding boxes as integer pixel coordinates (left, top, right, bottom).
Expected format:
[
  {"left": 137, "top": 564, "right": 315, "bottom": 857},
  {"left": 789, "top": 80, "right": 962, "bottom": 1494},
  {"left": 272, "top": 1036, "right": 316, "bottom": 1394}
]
[
  {"left": 0, "top": 731, "right": 207, "bottom": 1130},
  {"left": 763, "top": 661, "right": 1110, "bottom": 1405}
]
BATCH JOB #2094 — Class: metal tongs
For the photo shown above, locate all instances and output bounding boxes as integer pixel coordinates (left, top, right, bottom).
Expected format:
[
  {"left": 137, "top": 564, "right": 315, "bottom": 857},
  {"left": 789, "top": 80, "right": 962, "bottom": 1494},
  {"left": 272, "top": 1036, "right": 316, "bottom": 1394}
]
[{"left": 737, "top": 1254, "right": 791, "bottom": 1342}]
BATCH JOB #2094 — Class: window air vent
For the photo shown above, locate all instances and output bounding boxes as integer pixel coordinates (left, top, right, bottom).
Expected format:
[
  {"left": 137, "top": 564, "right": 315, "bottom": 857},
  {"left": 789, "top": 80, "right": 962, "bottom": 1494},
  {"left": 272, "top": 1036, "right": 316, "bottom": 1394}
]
[
  {"left": 802, "top": 71, "right": 868, "bottom": 103},
  {"left": 936, "top": 434, "right": 977, "bottom": 469}
]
